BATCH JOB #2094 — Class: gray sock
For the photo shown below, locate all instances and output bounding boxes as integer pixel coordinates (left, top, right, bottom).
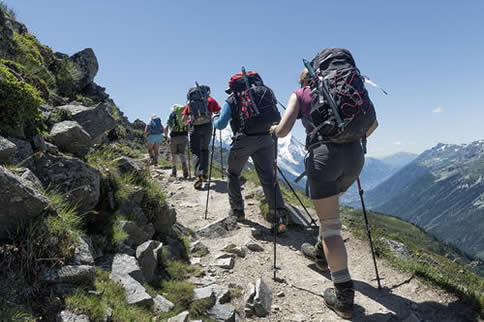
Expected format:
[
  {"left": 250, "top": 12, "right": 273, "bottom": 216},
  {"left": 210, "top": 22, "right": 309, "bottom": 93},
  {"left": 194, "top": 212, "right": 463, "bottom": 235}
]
[{"left": 331, "top": 268, "right": 351, "bottom": 284}]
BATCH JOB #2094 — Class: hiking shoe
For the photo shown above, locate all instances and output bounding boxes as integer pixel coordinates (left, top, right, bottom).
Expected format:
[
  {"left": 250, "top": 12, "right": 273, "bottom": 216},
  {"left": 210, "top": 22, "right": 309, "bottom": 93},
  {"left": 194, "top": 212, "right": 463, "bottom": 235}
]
[
  {"left": 171, "top": 168, "right": 177, "bottom": 177},
  {"left": 201, "top": 175, "right": 208, "bottom": 182},
  {"left": 323, "top": 281, "right": 354, "bottom": 319},
  {"left": 194, "top": 176, "right": 203, "bottom": 189},
  {"left": 229, "top": 209, "right": 245, "bottom": 222},
  {"left": 183, "top": 172, "right": 189, "bottom": 179},
  {"left": 301, "top": 241, "right": 328, "bottom": 271}
]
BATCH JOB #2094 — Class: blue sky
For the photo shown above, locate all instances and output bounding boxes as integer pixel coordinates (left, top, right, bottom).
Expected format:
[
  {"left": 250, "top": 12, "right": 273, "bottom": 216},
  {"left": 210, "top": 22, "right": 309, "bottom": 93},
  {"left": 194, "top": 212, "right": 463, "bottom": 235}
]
[{"left": 7, "top": 0, "right": 484, "bottom": 157}]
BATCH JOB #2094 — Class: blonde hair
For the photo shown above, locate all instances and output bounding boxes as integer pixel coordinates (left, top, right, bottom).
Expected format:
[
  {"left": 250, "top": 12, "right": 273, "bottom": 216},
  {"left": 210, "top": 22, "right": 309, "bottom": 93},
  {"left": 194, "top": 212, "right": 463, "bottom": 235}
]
[
  {"left": 151, "top": 114, "right": 157, "bottom": 119},
  {"left": 299, "top": 68, "right": 309, "bottom": 87}
]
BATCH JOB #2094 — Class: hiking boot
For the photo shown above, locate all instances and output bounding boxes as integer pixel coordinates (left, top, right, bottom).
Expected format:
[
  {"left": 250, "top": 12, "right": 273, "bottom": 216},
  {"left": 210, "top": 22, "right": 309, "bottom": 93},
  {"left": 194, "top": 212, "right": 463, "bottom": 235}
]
[
  {"left": 182, "top": 165, "right": 188, "bottom": 178},
  {"left": 301, "top": 240, "right": 328, "bottom": 271},
  {"left": 171, "top": 167, "right": 177, "bottom": 177},
  {"left": 323, "top": 281, "right": 354, "bottom": 319},
  {"left": 194, "top": 176, "right": 203, "bottom": 189},
  {"left": 229, "top": 209, "right": 245, "bottom": 222},
  {"left": 201, "top": 175, "right": 208, "bottom": 182}
]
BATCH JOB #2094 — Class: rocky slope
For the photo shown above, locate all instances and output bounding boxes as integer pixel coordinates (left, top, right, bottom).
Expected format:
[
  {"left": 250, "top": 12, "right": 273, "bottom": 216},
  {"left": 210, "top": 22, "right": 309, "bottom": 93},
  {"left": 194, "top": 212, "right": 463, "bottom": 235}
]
[{"left": 352, "top": 140, "right": 484, "bottom": 260}]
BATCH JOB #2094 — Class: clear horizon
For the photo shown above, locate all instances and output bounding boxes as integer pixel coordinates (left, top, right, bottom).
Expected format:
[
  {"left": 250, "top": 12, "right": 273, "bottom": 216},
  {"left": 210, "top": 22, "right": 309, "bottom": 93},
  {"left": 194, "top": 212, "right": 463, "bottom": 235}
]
[{"left": 6, "top": 1, "right": 484, "bottom": 158}]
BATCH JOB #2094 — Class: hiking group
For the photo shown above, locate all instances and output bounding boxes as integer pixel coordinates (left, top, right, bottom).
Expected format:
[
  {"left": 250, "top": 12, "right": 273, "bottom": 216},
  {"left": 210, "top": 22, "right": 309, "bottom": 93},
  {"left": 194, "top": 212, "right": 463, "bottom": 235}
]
[{"left": 145, "top": 48, "right": 379, "bottom": 319}]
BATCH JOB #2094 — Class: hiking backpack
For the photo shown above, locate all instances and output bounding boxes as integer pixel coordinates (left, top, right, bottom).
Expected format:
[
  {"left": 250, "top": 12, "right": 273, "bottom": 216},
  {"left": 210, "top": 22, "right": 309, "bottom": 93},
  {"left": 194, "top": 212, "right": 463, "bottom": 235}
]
[
  {"left": 305, "top": 48, "right": 376, "bottom": 145},
  {"left": 148, "top": 117, "right": 163, "bottom": 134},
  {"left": 227, "top": 68, "right": 281, "bottom": 135},
  {"left": 168, "top": 104, "right": 187, "bottom": 133},
  {"left": 187, "top": 83, "right": 211, "bottom": 126}
]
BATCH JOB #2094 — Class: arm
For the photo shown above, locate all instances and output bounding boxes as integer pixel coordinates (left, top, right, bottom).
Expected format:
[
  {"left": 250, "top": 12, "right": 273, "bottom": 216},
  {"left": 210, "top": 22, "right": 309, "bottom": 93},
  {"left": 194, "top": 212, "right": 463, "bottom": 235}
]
[
  {"left": 272, "top": 93, "right": 300, "bottom": 138},
  {"left": 144, "top": 124, "right": 149, "bottom": 137},
  {"left": 213, "top": 102, "right": 232, "bottom": 130},
  {"left": 366, "top": 120, "right": 378, "bottom": 137}
]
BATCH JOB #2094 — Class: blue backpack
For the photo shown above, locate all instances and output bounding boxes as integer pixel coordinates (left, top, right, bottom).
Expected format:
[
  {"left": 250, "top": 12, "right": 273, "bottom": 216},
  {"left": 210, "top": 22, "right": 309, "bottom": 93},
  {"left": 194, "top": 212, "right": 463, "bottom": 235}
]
[{"left": 148, "top": 117, "right": 163, "bottom": 134}]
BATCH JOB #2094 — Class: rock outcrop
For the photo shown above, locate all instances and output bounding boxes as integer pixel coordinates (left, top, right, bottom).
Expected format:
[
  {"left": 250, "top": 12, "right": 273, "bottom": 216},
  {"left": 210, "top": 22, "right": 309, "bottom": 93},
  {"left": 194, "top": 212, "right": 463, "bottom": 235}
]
[
  {"left": 49, "top": 121, "right": 92, "bottom": 157},
  {"left": 68, "top": 48, "right": 99, "bottom": 92},
  {"left": 0, "top": 166, "right": 49, "bottom": 239},
  {"left": 0, "top": 136, "right": 16, "bottom": 162}
]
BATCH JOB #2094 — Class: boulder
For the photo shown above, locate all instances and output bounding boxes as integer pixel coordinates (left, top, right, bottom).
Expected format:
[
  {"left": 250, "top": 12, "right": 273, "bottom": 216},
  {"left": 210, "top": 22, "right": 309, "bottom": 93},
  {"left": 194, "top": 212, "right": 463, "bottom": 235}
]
[
  {"left": 46, "top": 142, "right": 60, "bottom": 154},
  {"left": 207, "top": 303, "right": 236, "bottom": 322},
  {"left": 192, "top": 286, "right": 216, "bottom": 308},
  {"left": 211, "top": 284, "right": 231, "bottom": 304},
  {"left": 56, "top": 310, "right": 90, "bottom": 322},
  {"left": 159, "top": 237, "right": 186, "bottom": 263},
  {"left": 58, "top": 103, "right": 116, "bottom": 142},
  {"left": 167, "top": 311, "right": 189, "bottom": 322},
  {"left": 110, "top": 253, "right": 145, "bottom": 283},
  {"left": 118, "top": 200, "right": 148, "bottom": 226},
  {"left": 197, "top": 216, "right": 238, "bottom": 239},
  {"left": 109, "top": 273, "right": 153, "bottom": 307},
  {"left": 0, "top": 166, "right": 49, "bottom": 239},
  {"left": 152, "top": 204, "right": 177, "bottom": 236},
  {"left": 153, "top": 294, "right": 175, "bottom": 313},
  {"left": 132, "top": 119, "right": 146, "bottom": 131},
  {"left": 215, "top": 258, "right": 234, "bottom": 270},
  {"left": 72, "top": 235, "right": 95, "bottom": 265},
  {"left": 8, "top": 137, "right": 33, "bottom": 164},
  {"left": 116, "top": 242, "right": 135, "bottom": 256},
  {"left": 245, "top": 242, "right": 264, "bottom": 252},
  {"left": 136, "top": 240, "right": 163, "bottom": 283},
  {"left": 190, "top": 240, "right": 209, "bottom": 255},
  {"left": 23, "top": 153, "right": 100, "bottom": 213},
  {"left": 40, "top": 265, "right": 96, "bottom": 286},
  {"left": 118, "top": 221, "right": 155, "bottom": 248},
  {"left": 49, "top": 121, "right": 92, "bottom": 157},
  {"left": 0, "top": 136, "right": 16, "bottom": 162},
  {"left": 69, "top": 48, "right": 99, "bottom": 92},
  {"left": 114, "top": 156, "right": 145, "bottom": 177},
  {"left": 245, "top": 279, "right": 272, "bottom": 317},
  {"left": 380, "top": 237, "right": 411, "bottom": 259},
  {"left": 12, "top": 167, "right": 43, "bottom": 189}
]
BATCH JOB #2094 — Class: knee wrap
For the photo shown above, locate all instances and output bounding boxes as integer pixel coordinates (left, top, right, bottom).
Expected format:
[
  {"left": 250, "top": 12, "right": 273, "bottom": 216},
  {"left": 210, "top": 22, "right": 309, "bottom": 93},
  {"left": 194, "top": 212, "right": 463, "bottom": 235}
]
[{"left": 321, "top": 218, "right": 342, "bottom": 239}]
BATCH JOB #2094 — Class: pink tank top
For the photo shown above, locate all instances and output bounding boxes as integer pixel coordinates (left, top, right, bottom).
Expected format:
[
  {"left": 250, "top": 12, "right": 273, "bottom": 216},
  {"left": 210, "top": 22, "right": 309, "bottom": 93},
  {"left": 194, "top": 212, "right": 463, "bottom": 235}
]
[{"left": 294, "top": 87, "right": 313, "bottom": 134}]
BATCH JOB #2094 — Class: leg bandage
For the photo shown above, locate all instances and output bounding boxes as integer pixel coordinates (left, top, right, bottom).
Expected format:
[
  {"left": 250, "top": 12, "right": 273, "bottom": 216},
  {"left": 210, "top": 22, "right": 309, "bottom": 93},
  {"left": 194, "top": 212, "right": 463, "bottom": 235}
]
[{"left": 321, "top": 218, "right": 342, "bottom": 239}]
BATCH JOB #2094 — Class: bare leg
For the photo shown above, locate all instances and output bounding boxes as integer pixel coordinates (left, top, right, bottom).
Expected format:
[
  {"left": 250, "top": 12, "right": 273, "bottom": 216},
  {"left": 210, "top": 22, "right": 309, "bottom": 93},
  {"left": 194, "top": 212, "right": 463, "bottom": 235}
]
[
  {"left": 153, "top": 143, "right": 160, "bottom": 164},
  {"left": 313, "top": 195, "right": 347, "bottom": 273}
]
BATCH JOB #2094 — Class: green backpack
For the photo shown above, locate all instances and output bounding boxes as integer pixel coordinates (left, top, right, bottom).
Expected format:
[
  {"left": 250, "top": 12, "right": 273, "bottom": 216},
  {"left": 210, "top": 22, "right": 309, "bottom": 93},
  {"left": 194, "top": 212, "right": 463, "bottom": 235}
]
[{"left": 168, "top": 104, "right": 187, "bottom": 133}]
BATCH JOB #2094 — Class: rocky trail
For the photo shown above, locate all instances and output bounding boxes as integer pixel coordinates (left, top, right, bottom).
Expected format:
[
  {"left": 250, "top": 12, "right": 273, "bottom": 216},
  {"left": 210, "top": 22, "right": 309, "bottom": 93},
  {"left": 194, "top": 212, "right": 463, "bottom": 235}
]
[{"left": 151, "top": 167, "right": 478, "bottom": 322}]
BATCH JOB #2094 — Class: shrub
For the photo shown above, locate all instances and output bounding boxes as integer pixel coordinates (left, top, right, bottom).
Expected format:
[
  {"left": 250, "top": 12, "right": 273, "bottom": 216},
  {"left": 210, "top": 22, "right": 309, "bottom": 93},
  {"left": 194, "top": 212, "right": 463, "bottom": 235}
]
[{"left": 0, "top": 63, "right": 44, "bottom": 137}]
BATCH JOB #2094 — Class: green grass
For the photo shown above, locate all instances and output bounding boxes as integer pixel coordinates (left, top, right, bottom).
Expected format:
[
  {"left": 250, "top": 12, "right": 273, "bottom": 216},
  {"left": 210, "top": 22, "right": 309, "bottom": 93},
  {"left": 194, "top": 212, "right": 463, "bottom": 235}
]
[
  {"left": 165, "top": 260, "right": 201, "bottom": 281},
  {"left": 65, "top": 269, "right": 153, "bottom": 322}
]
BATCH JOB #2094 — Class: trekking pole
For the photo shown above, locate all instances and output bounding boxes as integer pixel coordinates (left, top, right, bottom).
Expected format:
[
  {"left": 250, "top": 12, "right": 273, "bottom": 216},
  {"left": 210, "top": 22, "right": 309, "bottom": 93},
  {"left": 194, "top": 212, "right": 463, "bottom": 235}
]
[
  {"left": 357, "top": 177, "right": 382, "bottom": 290},
  {"left": 187, "top": 125, "right": 192, "bottom": 178},
  {"left": 276, "top": 166, "right": 318, "bottom": 228},
  {"left": 272, "top": 134, "right": 280, "bottom": 280},
  {"left": 204, "top": 127, "right": 217, "bottom": 220},
  {"left": 219, "top": 130, "right": 224, "bottom": 179}
]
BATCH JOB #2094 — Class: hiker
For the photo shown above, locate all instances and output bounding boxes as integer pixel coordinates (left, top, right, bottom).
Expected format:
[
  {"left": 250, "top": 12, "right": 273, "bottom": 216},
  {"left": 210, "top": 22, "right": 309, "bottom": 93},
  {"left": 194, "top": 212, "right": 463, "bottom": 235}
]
[
  {"left": 213, "top": 69, "right": 288, "bottom": 233},
  {"left": 182, "top": 84, "right": 221, "bottom": 189},
  {"left": 270, "top": 48, "right": 378, "bottom": 318},
  {"left": 144, "top": 114, "right": 164, "bottom": 165},
  {"left": 164, "top": 104, "right": 189, "bottom": 178}
]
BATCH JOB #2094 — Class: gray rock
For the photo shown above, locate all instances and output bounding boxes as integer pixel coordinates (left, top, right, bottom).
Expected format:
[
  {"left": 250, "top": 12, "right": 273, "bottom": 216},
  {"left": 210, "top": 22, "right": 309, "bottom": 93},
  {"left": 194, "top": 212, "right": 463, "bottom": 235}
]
[
  {"left": 56, "top": 310, "right": 90, "bottom": 322},
  {"left": 167, "top": 311, "right": 189, "bottom": 322},
  {"left": 119, "top": 200, "right": 148, "bottom": 226},
  {"left": 23, "top": 153, "right": 100, "bottom": 213},
  {"left": 46, "top": 142, "right": 60, "bottom": 154},
  {"left": 244, "top": 283, "right": 256, "bottom": 309},
  {"left": 8, "top": 137, "right": 33, "bottom": 164},
  {"left": 32, "top": 133, "right": 47, "bottom": 152},
  {"left": 118, "top": 220, "right": 155, "bottom": 248},
  {"left": 127, "top": 185, "right": 146, "bottom": 204},
  {"left": 0, "top": 167, "right": 49, "bottom": 239},
  {"left": 69, "top": 48, "right": 99, "bottom": 92},
  {"left": 211, "top": 285, "right": 231, "bottom": 304},
  {"left": 215, "top": 258, "right": 234, "bottom": 270},
  {"left": 245, "top": 242, "right": 264, "bottom": 252},
  {"left": 72, "top": 235, "right": 95, "bottom": 265},
  {"left": 115, "top": 156, "right": 145, "bottom": 176},
  {"left": 58, "top": 103, "right": 116, "bottom": 142},
  {"left": 159, "top": 237, "right": 186, "bottom": 263},
  {"left": 380, "top": 237, "right": 411, "bottom": 259},
  {"left": 207, "top": 303, "right": 236, "bottom": 322},
  {"left": 109, "top": 273, "right": 153, "bottom": 307},
  {"left": 403, "top": 312, "right": 422, "bottom": 322},
  {"left": 116, "top": 242, "right": 135, "bottom": 256},
  {"left": 197, "top": 216, "right": 238, "bottom": 239},
  {"left": 190, "top": 240, "right": 209, "bottom": 254},
  {"left": 190, "top": 257, "right": 201, "bottom": 265},
  {"left": 189, "top": 275, "right": 217, "bottom": 287},
  {"left": 215, "top": 253, "right": 235, "bottom": 260},
  {"left": 250, "top": 228, "right": 264, "bottom": 239},
  {"left": 153, "top": 294, "right": 175, "bottom": 313},
  {"left": 192, "top": 286, "right": 216, "bottom": 308},
  {"left": 152, "top": 204, "right": 177, "bottom": 236},
  {"left": 40, "top": 265, "right": 95, "bottom": 286},
  {"left": 18, "top": 168, "right": 43, "bottom": 189},
  {"left": 285, "top": 204, "right": 317, "bottom": 228},
  {"left": 132, "top": 119, "right": 146, "bottom": 130},
  {"left": 49, "top": 121, "right": 92, "bottom": 157},
  {"left": 110, "top": 253, "right": 145, "bottom": 283},
  {"left": 136, "top": 240, "right": 163, "bottom": 283},
  {"left": 230, "top": 247, "right": 246, "bottom": 258},
  {"left": 253, "top": 279, "right": 272, "bottom": 317},
  {"left": 0, "top": 136, "right": 16, "bottom": 162}
]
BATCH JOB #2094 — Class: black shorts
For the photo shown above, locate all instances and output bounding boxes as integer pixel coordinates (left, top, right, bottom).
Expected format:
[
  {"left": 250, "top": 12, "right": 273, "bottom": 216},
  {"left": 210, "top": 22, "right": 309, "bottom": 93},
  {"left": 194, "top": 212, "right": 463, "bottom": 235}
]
[{"left": 305, "top": 141, "right": 364, "bottom": 200}]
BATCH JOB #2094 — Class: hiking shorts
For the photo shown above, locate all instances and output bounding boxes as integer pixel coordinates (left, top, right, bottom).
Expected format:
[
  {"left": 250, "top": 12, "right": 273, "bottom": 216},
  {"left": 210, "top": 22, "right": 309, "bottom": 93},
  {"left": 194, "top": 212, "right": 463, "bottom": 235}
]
[
  {"left": 148, "top": 134, "right": 163, "bottom": 145},
  {"left": 305, "top": 141, "right": 364, "bottom": 200},
  {"left": 170, "top": 135, "right": 187, "bottom": 154}
]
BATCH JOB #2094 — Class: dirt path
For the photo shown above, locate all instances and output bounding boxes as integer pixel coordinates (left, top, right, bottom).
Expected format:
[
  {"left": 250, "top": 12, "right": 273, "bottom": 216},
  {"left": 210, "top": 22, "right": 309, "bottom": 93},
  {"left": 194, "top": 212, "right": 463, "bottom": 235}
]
[{"left": 152, "top": 168, "right": 478, "bottom": 322}]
